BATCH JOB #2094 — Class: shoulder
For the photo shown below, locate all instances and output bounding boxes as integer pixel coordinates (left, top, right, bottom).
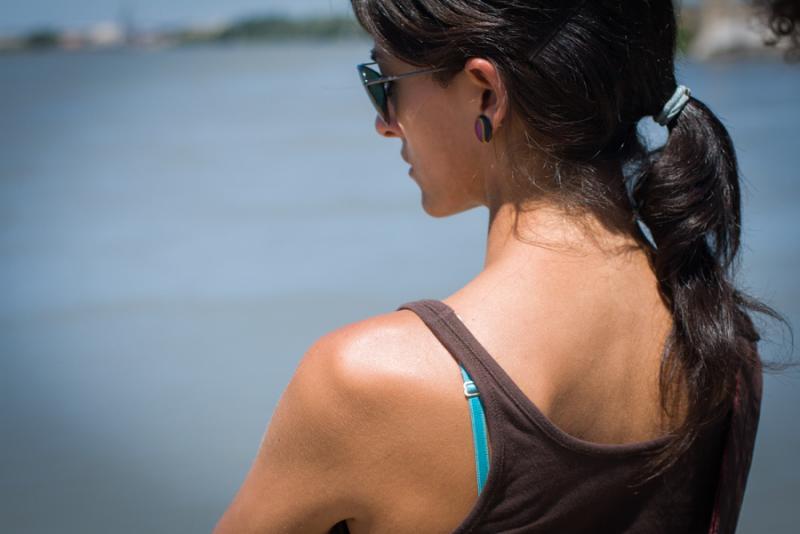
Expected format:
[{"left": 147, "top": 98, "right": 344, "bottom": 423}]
[
  {"left": 283, "top": 307, "right": 440, "bottom": 449},
  {"left": 295, "top": 307, "right": 461, "bottom": 440},
  {"left": 307, "top": 307, "right": 440, "bottom": 393},
  {"left": 215, "top": 307, "right": 468, "bottom": 532},
  {"left": 306, "top": 308, "right": 478, "bottom": 526},
  {"left": 292, "top": 308, "right": 478, "bottom": 524}
]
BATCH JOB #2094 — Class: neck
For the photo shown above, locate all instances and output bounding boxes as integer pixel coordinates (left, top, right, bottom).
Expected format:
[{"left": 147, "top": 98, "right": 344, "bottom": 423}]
[
  {"left": 482, "top": 164, "right": 645, "bottom": 272},
  {"left": 484, "top": 202, "right": 636, "bottom": 268}
]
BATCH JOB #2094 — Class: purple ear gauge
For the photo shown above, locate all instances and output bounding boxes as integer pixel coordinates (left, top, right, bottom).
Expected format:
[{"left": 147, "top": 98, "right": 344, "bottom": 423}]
[{"left": 474, "top": 114, "right": 493, "bottom": 143}]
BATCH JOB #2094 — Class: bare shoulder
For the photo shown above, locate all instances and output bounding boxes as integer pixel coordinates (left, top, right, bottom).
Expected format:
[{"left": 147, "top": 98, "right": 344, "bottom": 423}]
[
  {"left": 302, "top": 309, "right": 479, "bottom": 531},
  {"left": 215, "top": 308, "right": 476, "bottom": 534},
  {"left": 299, "top": 308, "right": 468, "bottom": 448},
  {"left": 311, "top": 308, "right": 451, "bottom": 391}
]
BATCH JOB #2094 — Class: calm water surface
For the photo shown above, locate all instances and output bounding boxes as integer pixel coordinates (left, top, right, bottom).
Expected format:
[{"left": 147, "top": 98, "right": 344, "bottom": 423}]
[{"left": 0, "top": 42, "right": 798, "bottom": 533}]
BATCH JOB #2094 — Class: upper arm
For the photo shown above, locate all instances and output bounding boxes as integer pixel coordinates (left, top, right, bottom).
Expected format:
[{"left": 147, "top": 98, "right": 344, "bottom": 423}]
[{"left": 213, "top": 329, "right": 382, "bottom": 534}]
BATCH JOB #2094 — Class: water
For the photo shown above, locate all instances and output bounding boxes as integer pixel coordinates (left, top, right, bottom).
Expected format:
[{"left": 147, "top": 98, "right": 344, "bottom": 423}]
[{"left": 0, "top": 42, "right": 797, "bottom": 533}]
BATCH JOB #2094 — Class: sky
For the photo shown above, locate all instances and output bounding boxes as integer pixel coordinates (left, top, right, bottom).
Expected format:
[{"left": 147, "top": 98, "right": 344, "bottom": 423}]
[{"left": 0, "top": 0, "right": 353, "bottom": 34}]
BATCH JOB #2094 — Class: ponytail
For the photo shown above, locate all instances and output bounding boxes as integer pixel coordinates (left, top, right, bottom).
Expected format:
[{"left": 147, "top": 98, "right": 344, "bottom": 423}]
[{"left": 631, "top": 95, "right": 768, "bottom": 477}]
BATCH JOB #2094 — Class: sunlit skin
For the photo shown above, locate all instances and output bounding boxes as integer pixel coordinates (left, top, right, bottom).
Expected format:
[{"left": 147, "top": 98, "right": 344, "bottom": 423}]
[
  {"left": 213, "top": 48, "right": 679, "bottom": 534},
  {"left": 372, "top": 50, "right": 494, "bottom": 217}
]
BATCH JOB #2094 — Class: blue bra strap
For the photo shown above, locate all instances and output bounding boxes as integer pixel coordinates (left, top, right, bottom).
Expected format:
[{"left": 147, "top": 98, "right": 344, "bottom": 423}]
[{"left": 458, "top": 364, "right": 490, "bottom": 493}]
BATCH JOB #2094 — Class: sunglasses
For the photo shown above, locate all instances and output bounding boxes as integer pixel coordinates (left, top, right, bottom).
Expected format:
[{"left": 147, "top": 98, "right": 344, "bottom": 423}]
[{"left": 356, "top": 61, "right": 447, "bottom": 123}]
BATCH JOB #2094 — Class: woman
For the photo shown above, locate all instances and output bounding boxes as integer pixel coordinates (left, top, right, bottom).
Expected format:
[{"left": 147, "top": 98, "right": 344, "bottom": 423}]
[{"left": 214, "top": 1, "right": 771, "bottom": 532}]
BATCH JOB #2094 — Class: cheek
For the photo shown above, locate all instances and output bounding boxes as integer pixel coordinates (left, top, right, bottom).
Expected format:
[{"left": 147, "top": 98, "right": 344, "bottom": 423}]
[
  {"left": 408, "top": 100, "right": 476, "bottom": 172},
  {"left": 424, "top": 119, "right": 481, "bottom": 186},
  {"left": 396, "top": 83, "right": 484, "bottom": 199}
]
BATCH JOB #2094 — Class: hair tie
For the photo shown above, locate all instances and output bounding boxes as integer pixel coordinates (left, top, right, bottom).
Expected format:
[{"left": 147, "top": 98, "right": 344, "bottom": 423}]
[{"left": 654, "top": 85, "right": 691, "bottom": 126}]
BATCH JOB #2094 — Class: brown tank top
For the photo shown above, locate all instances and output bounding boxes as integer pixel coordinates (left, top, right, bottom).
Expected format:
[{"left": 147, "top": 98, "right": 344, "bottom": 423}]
[{"left": 330, "top": 299, "right": 762, "bottom": 534}]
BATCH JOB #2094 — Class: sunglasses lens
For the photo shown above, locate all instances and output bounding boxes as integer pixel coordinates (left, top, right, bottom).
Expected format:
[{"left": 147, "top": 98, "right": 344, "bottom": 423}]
[{"left": 358, "top": 66, "right": 389, "bottom": 122}]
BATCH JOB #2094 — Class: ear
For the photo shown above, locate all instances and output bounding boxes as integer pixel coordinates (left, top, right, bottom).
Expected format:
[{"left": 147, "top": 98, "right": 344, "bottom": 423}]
[{"left": 462, "top": 57, "right": 509, "bottom": 130}]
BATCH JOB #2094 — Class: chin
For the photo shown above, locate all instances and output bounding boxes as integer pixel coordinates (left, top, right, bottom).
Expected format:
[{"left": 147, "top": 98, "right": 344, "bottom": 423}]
[
  {"left": 421, "top": 204, "right": 451, "bottom": 218},
  {"left": 419, "top": 192, "right": 446, "bottom": 218},
  {"left": 420, "top": 193, "right": 476, "bottom": 218}
]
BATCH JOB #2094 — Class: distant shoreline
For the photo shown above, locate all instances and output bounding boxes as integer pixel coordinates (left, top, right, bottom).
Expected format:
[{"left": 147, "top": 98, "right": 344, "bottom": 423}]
[
  {"left": 0, "top": 10, "right": 788, "bottom": 62},
  {"left": 0, "top": 14, "right": 366, "bottom": 55}
]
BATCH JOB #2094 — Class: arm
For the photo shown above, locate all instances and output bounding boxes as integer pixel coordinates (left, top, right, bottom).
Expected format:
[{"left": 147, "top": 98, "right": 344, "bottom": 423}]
[{"left": 213, "top": 332, "right": 377, "bottom": 533}]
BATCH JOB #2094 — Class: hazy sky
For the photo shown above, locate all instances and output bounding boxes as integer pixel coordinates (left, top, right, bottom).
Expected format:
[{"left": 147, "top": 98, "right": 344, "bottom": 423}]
[
  {"left": 0, "top": 0, "right": 709, "bottom": 36},
  {"left": 0, "top": 0, "right": 352, "bottom": 33}
]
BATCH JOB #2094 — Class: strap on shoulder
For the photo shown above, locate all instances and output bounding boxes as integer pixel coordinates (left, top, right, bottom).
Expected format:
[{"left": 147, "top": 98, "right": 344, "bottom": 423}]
[
  {"left": 459, "top": 364, "right": 490, "bottom": 494},
  {"left": 397, "top": 299, "right": 492, "bottom": 494}
]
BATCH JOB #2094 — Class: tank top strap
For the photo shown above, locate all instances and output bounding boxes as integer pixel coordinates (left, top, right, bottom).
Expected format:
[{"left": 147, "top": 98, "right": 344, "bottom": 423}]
[
  {"left": 395, "top": 299, "right": 503, "bottom": 402},
  {"left": 396, "top": 298, "right": 506, "bottom": 517}
]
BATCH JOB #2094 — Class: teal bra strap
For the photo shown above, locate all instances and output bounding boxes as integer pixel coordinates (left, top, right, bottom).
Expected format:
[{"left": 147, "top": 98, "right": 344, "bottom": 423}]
[{"left": 458, "top": 365, "right": 490, "bottom": 493}]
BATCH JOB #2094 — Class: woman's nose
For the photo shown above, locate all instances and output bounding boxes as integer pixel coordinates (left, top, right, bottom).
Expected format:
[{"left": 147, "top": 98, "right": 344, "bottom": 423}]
[{"left": 375, "top": 114, "right": 401, "bottom": 138}]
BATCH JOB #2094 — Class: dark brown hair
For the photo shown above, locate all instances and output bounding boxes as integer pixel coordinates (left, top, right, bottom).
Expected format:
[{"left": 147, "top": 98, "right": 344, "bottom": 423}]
[{"left": 351, "top": 0, "right": 786, "bottom": 480}]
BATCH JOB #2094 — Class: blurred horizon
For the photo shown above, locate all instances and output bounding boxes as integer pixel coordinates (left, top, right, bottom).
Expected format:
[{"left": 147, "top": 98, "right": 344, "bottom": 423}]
[
  {"left": 0, "top": 0, "right": 719, "bottom": 36},
  {"left": 2, "top": 0, "right": 780, "bottom": 65},
  {"left": 0, "top": 0, "right": 352, "bottom": 35}
]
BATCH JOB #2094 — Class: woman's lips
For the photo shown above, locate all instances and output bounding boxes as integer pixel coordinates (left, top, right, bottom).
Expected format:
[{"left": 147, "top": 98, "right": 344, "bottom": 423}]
[{"left": 401, "top": 151, "right": 414, "bottom": 176}]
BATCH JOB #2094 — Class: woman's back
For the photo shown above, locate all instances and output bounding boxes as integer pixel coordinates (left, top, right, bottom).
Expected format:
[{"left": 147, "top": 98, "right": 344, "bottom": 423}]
[
  {"left": 323, "top": 281, "right": 753, "bottom": 532},
  {"left": 339, "top": 233, "right": 704, "bottom": 532},
  {"left": 438, "top": 214, "right": 680, "bottom": 447},
  {"left": 392, "top": 299, "right": 726, "bottom": 533},
  {"left": 325, "top": 209, "right": 759, "bottom": 532}
]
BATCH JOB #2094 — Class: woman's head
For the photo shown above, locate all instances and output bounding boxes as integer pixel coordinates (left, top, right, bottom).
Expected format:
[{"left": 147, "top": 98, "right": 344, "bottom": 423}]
[
  {"left": 352, "top": 0, "right": 680, "bottom": 215},
  {"left": 352, "top": 0, "right": 778, "bottom": 481},
  {"left": 366, "top": 50, "right": 514, "bottom": 216}
]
